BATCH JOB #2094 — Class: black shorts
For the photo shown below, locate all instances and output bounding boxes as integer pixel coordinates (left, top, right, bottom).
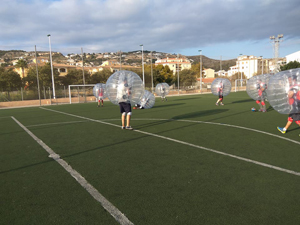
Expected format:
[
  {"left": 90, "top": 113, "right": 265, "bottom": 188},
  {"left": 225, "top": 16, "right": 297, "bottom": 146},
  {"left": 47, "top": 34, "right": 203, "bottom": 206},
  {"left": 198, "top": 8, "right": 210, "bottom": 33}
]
[
  {"left": 219, "top": 94, "right": 223, "bottom": 99},
  {"left": 288, "top": 113, "right": 300, "bottom": 122},
  {"left": 119, "top": 102, "right": 132, "bottom": 114}
]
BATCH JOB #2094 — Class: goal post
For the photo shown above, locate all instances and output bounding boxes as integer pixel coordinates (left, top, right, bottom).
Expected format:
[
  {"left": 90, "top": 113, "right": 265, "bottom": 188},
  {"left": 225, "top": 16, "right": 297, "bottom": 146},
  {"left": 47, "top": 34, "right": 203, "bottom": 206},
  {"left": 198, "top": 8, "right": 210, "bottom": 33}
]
[{"left": 68, "top": 84, "right": 96, "bottom": 104}]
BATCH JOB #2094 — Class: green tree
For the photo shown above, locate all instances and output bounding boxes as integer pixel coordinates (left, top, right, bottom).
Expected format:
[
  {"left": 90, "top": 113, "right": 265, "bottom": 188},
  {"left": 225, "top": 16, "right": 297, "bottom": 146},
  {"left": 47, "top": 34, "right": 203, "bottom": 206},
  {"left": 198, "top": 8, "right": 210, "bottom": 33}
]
[
  {"left": 280, "top": 61, "right": 300, "bottom": 71},
  {"left": 0, "top": 67, "right": 22, "bottom": 94},
  {"left": 90, "top": 69, "right": 112, "bottom": 84},
  {"left": 15, "top": 59, "right": 28, "bottom": 78},
  {"left": 177, "top": 69, "right": 197, "bottom": 88},
  {"left": 38, "top": 63, "right": 60, "bottom": 88}
]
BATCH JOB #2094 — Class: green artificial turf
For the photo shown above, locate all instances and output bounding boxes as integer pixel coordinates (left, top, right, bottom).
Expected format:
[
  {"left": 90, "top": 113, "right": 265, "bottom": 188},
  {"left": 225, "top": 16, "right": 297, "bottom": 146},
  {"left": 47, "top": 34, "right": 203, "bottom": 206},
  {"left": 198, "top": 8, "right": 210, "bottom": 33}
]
[{"left": 1, "top": 91, "right": 300, "bottom": 225}]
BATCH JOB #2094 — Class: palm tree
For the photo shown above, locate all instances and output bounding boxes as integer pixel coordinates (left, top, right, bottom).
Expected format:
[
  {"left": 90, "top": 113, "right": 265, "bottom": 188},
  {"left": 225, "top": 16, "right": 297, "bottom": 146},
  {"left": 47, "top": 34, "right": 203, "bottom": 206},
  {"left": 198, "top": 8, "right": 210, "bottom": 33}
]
[{"left": 15, "top": 59, "right": 28, "bottom": 78}]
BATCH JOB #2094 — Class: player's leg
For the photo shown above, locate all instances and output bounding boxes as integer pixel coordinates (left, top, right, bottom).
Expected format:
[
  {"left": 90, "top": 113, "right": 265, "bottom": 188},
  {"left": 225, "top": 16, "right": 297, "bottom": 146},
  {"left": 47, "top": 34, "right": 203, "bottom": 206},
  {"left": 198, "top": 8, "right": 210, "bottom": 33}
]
[
  {"left": 277, "top": 116, "right": 293, "bottom": 134},
  {"left": 256, "top": 100, "right": 262, "bottom": 111}
]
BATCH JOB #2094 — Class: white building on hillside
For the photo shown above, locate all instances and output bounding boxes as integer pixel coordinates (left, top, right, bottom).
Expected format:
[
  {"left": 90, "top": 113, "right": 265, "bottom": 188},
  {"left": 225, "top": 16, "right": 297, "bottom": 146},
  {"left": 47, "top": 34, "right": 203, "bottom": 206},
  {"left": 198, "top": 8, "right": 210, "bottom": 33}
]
[
  {"left": 155, "top": 57, "right": 191, "bottom": 75},
  {"left": 229, "top": 55, "right": 270, "bottom": 79},
  {"left": 286, "top": 51, "right": 300, "bottom": 63}
]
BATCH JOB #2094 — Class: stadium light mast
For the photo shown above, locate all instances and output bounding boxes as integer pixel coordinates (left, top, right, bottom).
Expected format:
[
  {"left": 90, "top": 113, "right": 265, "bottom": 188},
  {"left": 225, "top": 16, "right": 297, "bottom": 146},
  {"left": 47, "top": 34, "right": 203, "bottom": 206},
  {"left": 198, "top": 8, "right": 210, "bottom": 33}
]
[
  {"left": 140, "top": 44, "right": 145, "bottom": 85},
  {"left": 47, "top": 34, "right": 55, "bottom": 99},
  {"left": 260, "top": 56, "right": 264, "bottom": 75},
  {"left": 177, "top": 53, "right": 180, "bottom": 95},
  {"left": 198, "top": 50, "right": 202, "bottom": 93},
  {"left": 270, "top": 34, "right": 283, "bottom": 73},
  {"left": 239, "top": 53, "right": 242, "bottom": 86},
  {"left": 151, "top": 51, "right": 153, "bottom": 93}
]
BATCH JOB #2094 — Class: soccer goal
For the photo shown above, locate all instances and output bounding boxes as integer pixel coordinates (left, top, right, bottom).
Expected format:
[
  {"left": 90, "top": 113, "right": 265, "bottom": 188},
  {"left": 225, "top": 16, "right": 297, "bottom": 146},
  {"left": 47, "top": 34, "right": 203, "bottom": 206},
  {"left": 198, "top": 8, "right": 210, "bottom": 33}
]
[
  {"left": 68, "top": 84, "right": 96, "bottom": 104},
  {"left": 234, "top": 79, "right": 247, "bottom": 92}
]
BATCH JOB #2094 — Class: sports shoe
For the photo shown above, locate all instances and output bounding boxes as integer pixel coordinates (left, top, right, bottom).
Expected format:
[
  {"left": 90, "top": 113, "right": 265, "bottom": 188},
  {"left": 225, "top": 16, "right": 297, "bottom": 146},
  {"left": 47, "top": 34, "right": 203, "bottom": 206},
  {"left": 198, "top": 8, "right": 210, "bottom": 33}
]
[
  {"left": 121, "top": 126, "right": 125, "bottom": 129},
  {"left": 220, "top": 103, "right": 224, "bottom": 106},
  {"left": 277, "top": 127, "right": 286, "bottom": 134},
  {"left": 126, "top": 126, "right": 133, "bottom": 130},
  {"left": 215, "top": 103, "right": 218, "bottom": 106}
]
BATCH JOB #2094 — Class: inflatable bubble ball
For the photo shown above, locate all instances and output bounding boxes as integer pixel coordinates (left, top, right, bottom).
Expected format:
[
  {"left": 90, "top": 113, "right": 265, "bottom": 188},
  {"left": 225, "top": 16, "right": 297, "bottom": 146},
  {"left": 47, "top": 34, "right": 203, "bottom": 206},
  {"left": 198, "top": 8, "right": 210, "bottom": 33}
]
[
  {"left": 246, "top": 74, "right": 271, "bottom": 101},
  {"left": 105, "top": 70, "right": 145, "bottom": 105},
  {"left": 155, "top": 83, "right": 170, "bottom": 97},
  {"left": 211, "top": 78, "right": 231, "bottom": 97},
  {"left": 137, "top": 90, "right": 155, "bottom": 109},
  {"left": 93, "top": 83, "right": 107, "bottom": 99},
  {"left": 266, "top": 68, "right": 300, "bottom": 114}
]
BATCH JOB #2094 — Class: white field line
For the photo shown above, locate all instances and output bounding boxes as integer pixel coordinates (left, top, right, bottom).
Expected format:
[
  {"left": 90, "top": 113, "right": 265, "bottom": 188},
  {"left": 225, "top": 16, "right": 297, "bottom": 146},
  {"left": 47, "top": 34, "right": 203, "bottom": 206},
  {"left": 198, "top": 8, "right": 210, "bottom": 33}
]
[
  {"left": 40, "top": 107, "right": 300, "bottom": 177},
  {"left": 26, "top": 120, "right": 88, "bottom": 128},
  {"left": 11, "top": 116, "right": 134, "bottom": 225}
]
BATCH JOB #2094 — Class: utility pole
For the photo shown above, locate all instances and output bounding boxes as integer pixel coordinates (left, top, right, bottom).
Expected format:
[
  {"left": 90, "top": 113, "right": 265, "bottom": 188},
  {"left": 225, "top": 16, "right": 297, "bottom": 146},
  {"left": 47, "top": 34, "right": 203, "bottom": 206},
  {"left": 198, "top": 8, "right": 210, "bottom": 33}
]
[
  {"left": 47, "top": 34, "right": 55, "bottom": 99},
  {"left": 198, "top": 50, "right": 202, "bottom": 93},
  {"left": 270, "top": 34, "right": 283, "bottom": 73}
]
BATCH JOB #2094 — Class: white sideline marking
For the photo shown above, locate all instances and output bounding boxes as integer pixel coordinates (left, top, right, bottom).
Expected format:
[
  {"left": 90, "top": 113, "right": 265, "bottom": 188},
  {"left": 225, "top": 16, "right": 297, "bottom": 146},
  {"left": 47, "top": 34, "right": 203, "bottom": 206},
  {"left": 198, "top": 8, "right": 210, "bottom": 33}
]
[
  {"left": 40, "top": 107, "right": 300, "bottom": 177},
  {"left": 11, "top": 116, "right": 134, "bottom": 225},
  {"left": 26, "top": 120, "right": 87, "bottom": 128}
]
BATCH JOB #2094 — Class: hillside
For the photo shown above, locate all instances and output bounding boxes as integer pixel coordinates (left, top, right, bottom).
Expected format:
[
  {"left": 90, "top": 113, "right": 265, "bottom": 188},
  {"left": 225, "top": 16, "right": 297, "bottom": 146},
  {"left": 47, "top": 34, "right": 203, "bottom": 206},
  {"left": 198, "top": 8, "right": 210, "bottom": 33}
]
[{"left": 187, "top": 55, "right": 236, "bottom": 71}]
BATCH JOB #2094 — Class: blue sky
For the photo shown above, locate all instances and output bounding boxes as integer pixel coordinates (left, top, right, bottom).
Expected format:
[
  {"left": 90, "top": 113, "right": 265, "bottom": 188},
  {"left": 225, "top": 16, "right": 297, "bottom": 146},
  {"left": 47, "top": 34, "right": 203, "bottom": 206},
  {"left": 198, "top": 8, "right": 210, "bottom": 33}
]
[{"left": 0, "top": 0, "right": 299, "bottom": 60}]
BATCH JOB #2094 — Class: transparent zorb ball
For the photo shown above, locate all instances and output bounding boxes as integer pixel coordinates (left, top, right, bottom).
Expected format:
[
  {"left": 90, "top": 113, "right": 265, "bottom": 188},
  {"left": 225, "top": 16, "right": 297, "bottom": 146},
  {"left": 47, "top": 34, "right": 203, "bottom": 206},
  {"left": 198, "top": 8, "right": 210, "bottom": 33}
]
[
  {"left": 211, "top": 78, "right": 231, "bottom": 96},
  {"left": 93, "top": 83, "right": 106, "bottom": 99},
  {"left": 105, "top": 70, "right": 145, "bottom": 105},
  {"left": 137, "top": 90, "right": 155, "bottom": 109},
  {"left": 155, "top": 83, "right": 170, "bottom": 97},
  {"left": 246, "top": 74, "right": 270, "bottom": 101},
  {"left": 266, "top": 68, "right": 300, "bottom": 114}
]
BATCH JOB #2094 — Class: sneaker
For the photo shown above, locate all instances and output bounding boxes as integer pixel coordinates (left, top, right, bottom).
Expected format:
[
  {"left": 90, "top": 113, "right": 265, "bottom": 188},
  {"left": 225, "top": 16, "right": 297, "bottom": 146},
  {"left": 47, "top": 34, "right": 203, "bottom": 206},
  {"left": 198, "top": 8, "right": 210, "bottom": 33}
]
[
  {"left": 220, "top": 103, "right": 224, "bottom": 106},
  {"left": 121, "top": 126, "right": 125, "bottom": 129},
  {"left": 277, "top": 127, "right": 286, "bottom": 134},
  {"left": 215, "top": 103, "right": 218, "bottom": 106},
  {"left": 125, "top": 126, "right": 133, "bottom": 130}
]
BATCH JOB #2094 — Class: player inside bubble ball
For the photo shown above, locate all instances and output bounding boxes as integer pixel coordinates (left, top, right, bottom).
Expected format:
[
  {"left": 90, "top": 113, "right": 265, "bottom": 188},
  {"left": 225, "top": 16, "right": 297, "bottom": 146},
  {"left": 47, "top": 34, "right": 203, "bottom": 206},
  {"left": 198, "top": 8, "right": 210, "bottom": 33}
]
[
  {"left": 134, "top": 97, "right": 149, "bottom": 109},
  {"left": 255, "top": 79, "right": 267, "bottom": 112},
  {"left": 117, "top": 77, "right": 133, "bottom": 130},
  {"left": 97, "top": 87, "right": 104, "bottom": 107},
  {"left": 161, "top": 86, "right": 167, "bottom": 101},
  {"left": 215, "top": 81, "right": 224, "bottom": 106},
  {"left": 277, "top": 75, "right": 300, "bottom": 134}
]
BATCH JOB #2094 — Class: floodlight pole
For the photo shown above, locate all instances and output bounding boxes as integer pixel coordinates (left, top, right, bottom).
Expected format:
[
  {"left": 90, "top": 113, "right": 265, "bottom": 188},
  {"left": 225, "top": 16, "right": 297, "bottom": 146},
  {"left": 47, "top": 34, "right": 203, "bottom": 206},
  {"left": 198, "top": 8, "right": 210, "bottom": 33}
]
[
  {"left": 239, "top": 53, "right": 242, "bottom": 87},
  {"left": 119, "top": 50, "right": 122, "bottom": 71},
  {"left": 140, "top": 44, "right": 145, "bottom": 86},
  {"left": 198, "top": 50, "right": 202, "bottom": 93},
  {"left": 34, "top": 45, "right": 41, "bottom": 106},
  {"left": 81, "top": 47, "right": 86, "bottom": 102},
  {"left": 177, "top": 53, "right": 180, "bottom": 95},
  {"left": 151, "top": 51, "right": 153, "bottom": 93},
  {"left": 47, "top": 34, "right": 56, "bottom": 99},
  {"left": 260, "top": 56, "right": 264, "bottom": 74}
]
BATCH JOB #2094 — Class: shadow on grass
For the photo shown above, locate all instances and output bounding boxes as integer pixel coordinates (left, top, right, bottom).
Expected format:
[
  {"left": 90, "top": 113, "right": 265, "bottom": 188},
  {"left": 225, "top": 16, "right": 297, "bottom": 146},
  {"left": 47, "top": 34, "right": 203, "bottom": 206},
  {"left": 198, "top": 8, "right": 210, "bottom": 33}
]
[
  {"left": 153, "top": 103, "right": 185, "bottom": 108},
  {"left": 172, "top": 97, "right": 201, "bottom": 101},
  {"left": 172, "top": 109, "right": 229, "bottom": 120},
  {"left": 228, "top": 99, "right": 254, "bottom": 104}
]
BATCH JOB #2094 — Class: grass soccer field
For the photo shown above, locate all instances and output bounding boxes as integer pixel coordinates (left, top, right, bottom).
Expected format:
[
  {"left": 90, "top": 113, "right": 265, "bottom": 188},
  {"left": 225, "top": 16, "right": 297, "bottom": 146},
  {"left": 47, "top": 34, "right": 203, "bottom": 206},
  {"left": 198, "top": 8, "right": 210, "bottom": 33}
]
[{"left": 1, "top": 91, "right": 300, "bottom": 225}]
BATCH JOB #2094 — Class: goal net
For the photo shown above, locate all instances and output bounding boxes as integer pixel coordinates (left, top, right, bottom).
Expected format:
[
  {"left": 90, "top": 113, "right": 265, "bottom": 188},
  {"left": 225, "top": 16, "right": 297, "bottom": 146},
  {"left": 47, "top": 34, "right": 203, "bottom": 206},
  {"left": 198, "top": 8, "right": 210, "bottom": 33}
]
[{"left": 68, "top": 84, "right": 97, "bottom": 104}]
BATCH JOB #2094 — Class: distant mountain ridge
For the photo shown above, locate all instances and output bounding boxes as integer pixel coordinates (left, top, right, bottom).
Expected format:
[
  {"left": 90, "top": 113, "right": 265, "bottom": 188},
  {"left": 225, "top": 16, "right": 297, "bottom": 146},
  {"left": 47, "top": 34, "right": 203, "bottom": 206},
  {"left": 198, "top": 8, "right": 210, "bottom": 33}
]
[{"left": 0, "top": 49, "right": 237, "bottom": 71}]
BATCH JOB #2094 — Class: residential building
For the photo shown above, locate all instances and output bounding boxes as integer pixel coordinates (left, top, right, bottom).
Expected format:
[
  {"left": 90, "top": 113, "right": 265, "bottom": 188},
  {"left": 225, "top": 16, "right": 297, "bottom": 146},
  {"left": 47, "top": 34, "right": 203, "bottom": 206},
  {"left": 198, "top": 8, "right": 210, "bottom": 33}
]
[
  {"left": 286, "top": 51, "right": 300, "bottom": 63},
  {"left": 155, "top": 57, "right": 192, "bottom": 75},
  {"left": 203, "top": 68, "right": 215, "bottom": 78},
  {"left": 229, "top": 55, "right": 270, "bottom": 79}
]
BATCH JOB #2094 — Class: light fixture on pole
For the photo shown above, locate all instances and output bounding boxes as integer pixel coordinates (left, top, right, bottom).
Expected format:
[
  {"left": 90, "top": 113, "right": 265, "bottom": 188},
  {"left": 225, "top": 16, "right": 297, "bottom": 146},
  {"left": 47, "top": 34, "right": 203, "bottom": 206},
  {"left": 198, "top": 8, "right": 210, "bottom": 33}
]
[
  {"left": 198, "top": 50, "right": 202, "bottom": 93},
  {"left": 140, "top": 44, "right": 145, "bottom": 85},
  {"left": 47, "top": 34, "right": 56, "bottom": 99},
  {"left": 81, "top": 47, "right": 86, "bottom": 102}
]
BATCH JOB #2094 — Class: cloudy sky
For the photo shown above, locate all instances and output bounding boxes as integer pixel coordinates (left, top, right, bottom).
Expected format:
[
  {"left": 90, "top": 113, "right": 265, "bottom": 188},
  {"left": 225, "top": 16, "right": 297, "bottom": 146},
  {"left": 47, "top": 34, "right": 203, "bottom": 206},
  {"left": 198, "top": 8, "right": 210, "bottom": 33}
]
[{"left": 0, "top": 0, "right": 299, "bottom": 59}]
